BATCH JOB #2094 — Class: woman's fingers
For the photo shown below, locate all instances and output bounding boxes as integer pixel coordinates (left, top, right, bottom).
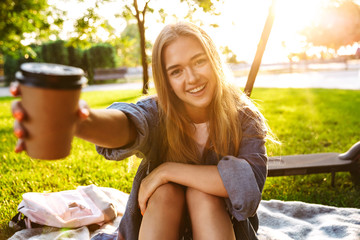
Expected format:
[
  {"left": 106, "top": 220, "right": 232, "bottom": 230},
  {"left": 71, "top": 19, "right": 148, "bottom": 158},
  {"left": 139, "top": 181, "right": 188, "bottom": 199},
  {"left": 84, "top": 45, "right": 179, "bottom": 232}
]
[
  {"left": 12, "top": 101, "right": 27, "bottom": 139},
  {"left": 78, "top": 107, "right": 90, "bottom": 120},
  {"left": 138, "top": 165, "right": 169, "bottom": 215},
  {"left": 138, "top": 177, "right": 156, "bottom": 215},
  {"left": 11, "top": 100, "right": 26, "bottom": 122},
  {"left": 13, "top": 120, "right": 27, "bottom": 138},
  {"left": 14, "top": 120, "right": 26, "bottom": 153},
  {"left": 138, "top": 183, "right": 148, "bottom": 215},
  {"left": 78, "top": 99, "right": 90, "bottom": 120},
  {"left": 9, "top": 81, "right": 21, "bottom": 97},
  {"left": 15, "top": 138, "right": 26, "bottom": 153},
  {"left": 12, "top": 100, "right": 27, "bottom": 153}
]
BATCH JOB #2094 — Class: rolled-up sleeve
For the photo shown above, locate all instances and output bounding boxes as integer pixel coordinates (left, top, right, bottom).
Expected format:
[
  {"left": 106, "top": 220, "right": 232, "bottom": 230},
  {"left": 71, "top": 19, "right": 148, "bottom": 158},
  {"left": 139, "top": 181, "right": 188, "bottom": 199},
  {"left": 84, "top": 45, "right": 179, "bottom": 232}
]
[
  {"left": 217, "top": 109, "right": 268, "bottom": 221},
  {"left": 96, "top": 97, "right": 159, "bottom": 160}
]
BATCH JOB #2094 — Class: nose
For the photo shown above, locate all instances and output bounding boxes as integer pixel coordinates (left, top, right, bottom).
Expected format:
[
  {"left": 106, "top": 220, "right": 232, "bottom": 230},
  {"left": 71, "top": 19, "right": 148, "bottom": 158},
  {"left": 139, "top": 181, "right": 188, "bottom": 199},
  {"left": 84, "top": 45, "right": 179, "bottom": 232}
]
[{"left": 185, "top": 67, "right": 199, "bottom": 84}]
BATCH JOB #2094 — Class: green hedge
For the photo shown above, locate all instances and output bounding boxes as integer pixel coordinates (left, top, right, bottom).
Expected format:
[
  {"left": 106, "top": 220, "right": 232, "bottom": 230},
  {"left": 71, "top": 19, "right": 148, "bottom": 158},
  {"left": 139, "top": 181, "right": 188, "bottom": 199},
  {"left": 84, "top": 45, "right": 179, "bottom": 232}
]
[
  {"left": 4, "top": 53, "right": 34, "bottom": 86},
  {"left": 3, "top": 41, "right": 117, "bottom": 86},
  {"left": 83, "top": 43, "right": 116, "bottom": 84},
  {"left": 41, "top": 40, "right": 69, "bottom": 66}
]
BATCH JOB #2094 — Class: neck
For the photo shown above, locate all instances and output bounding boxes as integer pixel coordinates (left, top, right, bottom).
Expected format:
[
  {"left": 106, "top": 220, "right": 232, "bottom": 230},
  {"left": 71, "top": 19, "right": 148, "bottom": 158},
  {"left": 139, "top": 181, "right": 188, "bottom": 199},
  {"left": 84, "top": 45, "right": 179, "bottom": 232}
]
[{"left": 186, "top": 108, "right": 208, "bottom": 124}]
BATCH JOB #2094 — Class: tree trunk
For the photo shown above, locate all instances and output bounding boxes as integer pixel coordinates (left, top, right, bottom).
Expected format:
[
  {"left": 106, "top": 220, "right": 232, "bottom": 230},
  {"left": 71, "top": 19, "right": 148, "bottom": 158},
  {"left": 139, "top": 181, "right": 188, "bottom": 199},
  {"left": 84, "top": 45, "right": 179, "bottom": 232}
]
[{"left": 138, "top": 21, "right": 149, "bottom": 94}]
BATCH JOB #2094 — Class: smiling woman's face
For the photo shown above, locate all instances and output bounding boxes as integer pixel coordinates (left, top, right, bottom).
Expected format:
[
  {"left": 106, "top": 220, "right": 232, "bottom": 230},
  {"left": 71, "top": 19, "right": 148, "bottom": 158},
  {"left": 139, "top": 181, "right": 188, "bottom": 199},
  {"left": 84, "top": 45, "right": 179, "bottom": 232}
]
[{"left": 163, "top": 36, "right": 217, "bottom": 123}]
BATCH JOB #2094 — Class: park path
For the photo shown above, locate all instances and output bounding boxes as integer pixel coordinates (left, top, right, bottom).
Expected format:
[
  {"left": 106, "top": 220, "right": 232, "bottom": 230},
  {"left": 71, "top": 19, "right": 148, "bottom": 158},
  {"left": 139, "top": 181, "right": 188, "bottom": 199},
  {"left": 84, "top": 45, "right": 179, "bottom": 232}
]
[
  {"left": 232, "top": 69, "right": 360, "bottom": 90},
  {"left": 1, "top": 69, "right": 359, "bottom": 97}
]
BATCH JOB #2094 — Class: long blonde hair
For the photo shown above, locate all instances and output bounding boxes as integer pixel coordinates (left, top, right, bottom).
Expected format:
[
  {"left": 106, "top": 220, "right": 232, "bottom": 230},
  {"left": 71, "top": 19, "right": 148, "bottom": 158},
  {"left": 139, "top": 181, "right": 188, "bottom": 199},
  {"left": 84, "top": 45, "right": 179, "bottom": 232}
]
[{"left": 152, "top": 22, "right": 267, "bottom": 164}]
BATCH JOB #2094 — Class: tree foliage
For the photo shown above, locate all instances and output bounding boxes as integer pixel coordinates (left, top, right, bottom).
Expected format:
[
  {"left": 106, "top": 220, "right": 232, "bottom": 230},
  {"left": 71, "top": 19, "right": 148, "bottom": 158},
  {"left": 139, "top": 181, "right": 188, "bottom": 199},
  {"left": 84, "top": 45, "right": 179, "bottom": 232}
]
[
  {"left": 111, "top": 23, "right": 152, "bottom": 67},
  {"left": 120, "top": 0, "right": 220, "bottom": 94},
  {"left": 301, "top": 0, "right": 360, "bottom": 51},
  {"left": 3, "top": 40, "right": 82, "bottom": 85},
  {"left": 69, "top": 6, "right": 112, "bottom": 47},
  {"left": 181, "top": 0, "right": 221, "bottom": 20},
  {"left": 83, "top": 43, "right": 116, "bottom": 84},
  {"left": 120, "top": 0, "right": 153, "bottom": 94},
  {"left": 41, "top": 40, "right": 69, "bottom": 66},
  {"left": 0, "top": 0, "right": 64, "bottom": 55},
  {"left": 3, "top": 52, "right": 33, "bottom": 84},
  {"left": 220, "top": 46, "right": 239, "bottom": 64},
  {"left": 0, "top": 0, "right": 223, "bottom": 88}
]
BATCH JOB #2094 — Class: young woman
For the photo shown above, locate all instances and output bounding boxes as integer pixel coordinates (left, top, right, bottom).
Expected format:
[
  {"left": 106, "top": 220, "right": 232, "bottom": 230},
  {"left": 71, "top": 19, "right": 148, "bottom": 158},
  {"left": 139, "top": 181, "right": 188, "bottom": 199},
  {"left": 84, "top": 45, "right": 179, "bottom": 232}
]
[{"left": 12, "top": 22, "right": 268, "bottom": 240}]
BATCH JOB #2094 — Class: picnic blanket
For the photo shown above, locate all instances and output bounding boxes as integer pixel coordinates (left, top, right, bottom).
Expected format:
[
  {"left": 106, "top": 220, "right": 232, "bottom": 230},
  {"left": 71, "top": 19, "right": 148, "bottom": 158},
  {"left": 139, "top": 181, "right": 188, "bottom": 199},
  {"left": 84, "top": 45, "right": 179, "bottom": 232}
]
[
  {"left": 9, "top": 187, "right": 360, "bottom": 240},
  {"left": 257, "top": 200, "right": 360, "bottom": 240}
]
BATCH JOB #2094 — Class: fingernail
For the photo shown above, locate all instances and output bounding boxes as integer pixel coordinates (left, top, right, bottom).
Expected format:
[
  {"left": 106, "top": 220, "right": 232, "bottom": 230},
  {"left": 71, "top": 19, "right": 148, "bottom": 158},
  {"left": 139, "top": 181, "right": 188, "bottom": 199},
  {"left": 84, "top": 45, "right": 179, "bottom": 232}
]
[
  {"left": 80, "top": 108, "right": 90, "bottom": 119},
  {"left": 141, "top": 211, "right": 144, "bottom": 216},
  {"left": 14, "top": 129, "right": 24, "bottom": 138},
  {"left": 14, "top": 145, "right": 23, "bottom": 153},
  {"left": 14, "top": 147, "right": 20, "bottom": 153},
  {"left": 13, "top": 111, "right": 24, "bottom": 121},
  {"left": 10, "top": 86, "right": 18, "bottom": 96}
]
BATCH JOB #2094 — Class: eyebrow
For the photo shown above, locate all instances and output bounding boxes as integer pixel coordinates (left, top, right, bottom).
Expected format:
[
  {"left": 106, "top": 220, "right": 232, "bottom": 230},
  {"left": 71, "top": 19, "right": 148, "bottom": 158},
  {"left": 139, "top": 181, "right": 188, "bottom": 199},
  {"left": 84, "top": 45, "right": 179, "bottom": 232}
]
[{"left": 166, "top": 53, "right": 206, "bottom": 72}]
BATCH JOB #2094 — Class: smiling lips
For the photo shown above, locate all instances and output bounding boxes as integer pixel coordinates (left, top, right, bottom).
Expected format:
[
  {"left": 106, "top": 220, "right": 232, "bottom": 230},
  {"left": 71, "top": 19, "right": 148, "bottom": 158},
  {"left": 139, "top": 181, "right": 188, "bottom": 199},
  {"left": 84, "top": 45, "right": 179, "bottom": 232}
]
[{"left": 188, "top": 83, "right": 206, "bottom": 94}]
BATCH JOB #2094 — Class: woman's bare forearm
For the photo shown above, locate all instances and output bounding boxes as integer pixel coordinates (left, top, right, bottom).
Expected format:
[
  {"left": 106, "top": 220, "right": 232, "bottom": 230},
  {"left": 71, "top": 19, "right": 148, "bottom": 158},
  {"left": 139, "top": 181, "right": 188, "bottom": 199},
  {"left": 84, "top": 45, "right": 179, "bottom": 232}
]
[
  {"left": 75, "top": 109, "right": 137, "bottom": 149},
  {"left": 163, "top": 162, "right": 229, "bottom": 197}
]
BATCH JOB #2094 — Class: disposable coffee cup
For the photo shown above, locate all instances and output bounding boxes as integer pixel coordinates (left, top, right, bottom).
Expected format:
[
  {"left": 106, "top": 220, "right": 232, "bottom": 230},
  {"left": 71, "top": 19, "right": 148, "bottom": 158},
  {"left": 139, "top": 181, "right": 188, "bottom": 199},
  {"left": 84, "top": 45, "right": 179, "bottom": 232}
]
[{"left": 16, "top": 63, "right": 87, "bottom": 160}]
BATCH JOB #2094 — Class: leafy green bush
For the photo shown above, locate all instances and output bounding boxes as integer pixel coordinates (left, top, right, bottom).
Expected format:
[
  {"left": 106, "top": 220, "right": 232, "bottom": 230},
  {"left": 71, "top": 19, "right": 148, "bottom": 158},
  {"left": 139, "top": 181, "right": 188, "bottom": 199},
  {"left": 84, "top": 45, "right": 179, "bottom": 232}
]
[
  {"left": 3, "top": 53, "right": 34, "bottom": 86},
  {"left": 41, "top": 40, "right": 69, "bottom": 65},
  {"left": 83, "top": 43, "right": 116, "bottom": 84},
  {"left": 67, "top": 45, "right": 84, "bottom": 69},
  {"left": 3, "top": 41, "right": 117, "bottom": 85},
  {"left": 3, "top": 55, "right": 18, "bottom": 85}
]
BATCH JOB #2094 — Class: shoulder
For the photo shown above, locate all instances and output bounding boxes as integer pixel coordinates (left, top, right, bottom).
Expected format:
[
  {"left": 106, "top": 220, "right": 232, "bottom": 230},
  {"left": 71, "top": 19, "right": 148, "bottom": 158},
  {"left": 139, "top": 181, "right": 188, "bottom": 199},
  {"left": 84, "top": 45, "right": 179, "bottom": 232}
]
[
  {"left": 137, "top": 95, "right": 159, "bottom": 109},
  {"left": 108, "top": 95, "right": 159, "bottom": 115},
  {"left": 237, "top": 94, "right": 260, "bottom": 120},
  {"left": 237, "top": 94, "right": 267, "bottom": 137}
]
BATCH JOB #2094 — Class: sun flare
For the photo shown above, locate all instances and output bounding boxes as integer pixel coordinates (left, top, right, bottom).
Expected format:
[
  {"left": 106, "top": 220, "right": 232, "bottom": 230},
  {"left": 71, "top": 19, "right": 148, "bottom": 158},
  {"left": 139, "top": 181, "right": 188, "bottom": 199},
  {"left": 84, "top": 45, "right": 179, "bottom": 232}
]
[{"left": 272, "top": 0, "right": 325, "bottom": 52}]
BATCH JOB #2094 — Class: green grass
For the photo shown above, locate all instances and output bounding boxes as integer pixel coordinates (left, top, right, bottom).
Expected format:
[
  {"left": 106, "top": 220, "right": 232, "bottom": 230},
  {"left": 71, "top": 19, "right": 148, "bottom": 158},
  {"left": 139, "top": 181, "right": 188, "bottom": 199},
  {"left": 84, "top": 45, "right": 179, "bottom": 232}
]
[
  {"left": 251, "top": 88, "right": 360, "bottom": 208},
  {"left": 1, "top": 87, "right": 360, "bottom": 239}
]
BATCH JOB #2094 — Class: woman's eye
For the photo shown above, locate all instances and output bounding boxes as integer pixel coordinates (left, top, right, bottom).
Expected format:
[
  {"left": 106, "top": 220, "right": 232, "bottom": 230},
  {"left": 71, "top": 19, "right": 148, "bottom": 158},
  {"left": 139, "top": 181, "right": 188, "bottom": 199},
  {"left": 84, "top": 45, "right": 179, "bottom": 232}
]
[
  {"left": 170, "top": 69, "right": 182, "bottom": 77},
  {"left": 194, "top": 58, "right": 207, "bottom": 66}
]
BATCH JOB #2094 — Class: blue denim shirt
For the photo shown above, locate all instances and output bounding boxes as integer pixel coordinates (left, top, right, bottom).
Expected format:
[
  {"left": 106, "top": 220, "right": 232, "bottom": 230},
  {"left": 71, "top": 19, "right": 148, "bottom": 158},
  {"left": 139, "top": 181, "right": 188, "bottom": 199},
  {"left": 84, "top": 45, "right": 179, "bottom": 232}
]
[{"left": 96, "top": 96, "right": 267, "bottom": 240}]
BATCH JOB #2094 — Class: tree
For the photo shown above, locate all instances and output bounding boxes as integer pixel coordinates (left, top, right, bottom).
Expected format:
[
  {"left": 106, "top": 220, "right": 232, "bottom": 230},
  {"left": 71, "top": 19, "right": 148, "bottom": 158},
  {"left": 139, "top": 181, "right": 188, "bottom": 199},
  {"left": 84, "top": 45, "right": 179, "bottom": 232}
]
[
  {"left": 122, "top": 0, "right": 152, "bottom": 94},
  {"left": 121, "top": 0, "right": 220, "bottom": 94},
  {"left": 41, "top": 40, "right": 69, "bottom": 65},
  {"left": 0, "top": 0, "right": 64, "bottom": 56},
  {"left": 69, "top": 0, "right": 220, "bottom": 93},
  {"left": 301, "top": 0, "right": 360, "bottom": 53},
  {"left": 220, "top": 46, "right": 239, "bottom": 64},
  {"left": 83, "top": 43, "right": 117, "bottom": 84},
  {"left": 111, "top": 23, "right": 151, "bottom": 67},
  {"left": 69, "top": 6, "right": 105, "bottom": 48}
]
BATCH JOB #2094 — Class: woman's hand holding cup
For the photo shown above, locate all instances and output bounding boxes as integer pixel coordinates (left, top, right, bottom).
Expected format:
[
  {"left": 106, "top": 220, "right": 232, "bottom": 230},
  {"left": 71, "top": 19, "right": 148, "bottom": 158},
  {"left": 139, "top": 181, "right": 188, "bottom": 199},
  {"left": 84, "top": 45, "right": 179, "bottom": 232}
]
[
  {"left": 11, "top": 63, "right": 88, "bottom": 160},
  {"left": 10, "top": 77, "right": 90, "bottom": 159},
  {"left": 11, "top": 82, "right": 26, "bottom": 153}
]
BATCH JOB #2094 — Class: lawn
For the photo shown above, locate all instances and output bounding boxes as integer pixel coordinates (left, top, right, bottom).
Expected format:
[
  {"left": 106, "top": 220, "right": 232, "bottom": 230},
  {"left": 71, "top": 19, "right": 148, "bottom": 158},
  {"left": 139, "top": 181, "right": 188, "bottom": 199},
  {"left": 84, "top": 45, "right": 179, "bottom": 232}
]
[{"left": 1, "top": 87, "right": 359, "bottom": 239}]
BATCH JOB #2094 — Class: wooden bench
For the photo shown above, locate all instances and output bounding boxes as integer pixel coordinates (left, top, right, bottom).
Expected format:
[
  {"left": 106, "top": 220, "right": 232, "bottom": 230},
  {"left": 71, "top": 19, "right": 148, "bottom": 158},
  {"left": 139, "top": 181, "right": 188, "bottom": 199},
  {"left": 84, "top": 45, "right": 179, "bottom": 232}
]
[
  {"left": 268, "top": 141, "right": 360, "bottom": 187},
  {"left": 93, "top": 67, "right": 127, "bottom": 82}
]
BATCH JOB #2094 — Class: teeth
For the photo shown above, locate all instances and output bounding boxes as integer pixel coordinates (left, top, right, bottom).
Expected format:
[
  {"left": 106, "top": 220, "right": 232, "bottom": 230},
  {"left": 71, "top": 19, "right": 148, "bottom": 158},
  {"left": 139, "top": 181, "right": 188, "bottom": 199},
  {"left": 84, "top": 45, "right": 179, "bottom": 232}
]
[{"left": 189, "top": 84, "right": 206, "bottom": 93}]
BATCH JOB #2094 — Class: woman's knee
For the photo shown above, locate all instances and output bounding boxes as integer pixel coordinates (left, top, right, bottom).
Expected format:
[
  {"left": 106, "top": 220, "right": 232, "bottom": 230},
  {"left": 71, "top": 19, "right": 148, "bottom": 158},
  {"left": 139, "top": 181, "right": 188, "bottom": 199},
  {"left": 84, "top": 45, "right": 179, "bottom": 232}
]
[
  {"left": 186, "top": 188, "right": 235, "bottom": 239},
  {"left": 186, "top": 187, "right": 225, "bottom": 209},
  {"left": 148, "top": 183, "right": 185, "bottom": 208},
  {"left": 139, "top": 184, "right": 186, "bottom": 239}
]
